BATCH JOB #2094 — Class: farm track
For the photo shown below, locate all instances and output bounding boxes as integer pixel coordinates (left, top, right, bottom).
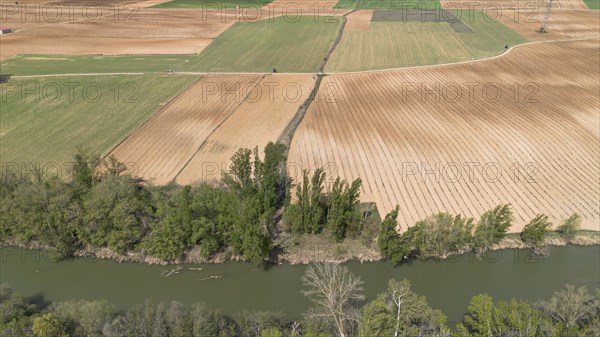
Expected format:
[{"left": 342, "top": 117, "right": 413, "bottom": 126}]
[{"left": 10, "top": 36, "right": 599, "bottom": 79}]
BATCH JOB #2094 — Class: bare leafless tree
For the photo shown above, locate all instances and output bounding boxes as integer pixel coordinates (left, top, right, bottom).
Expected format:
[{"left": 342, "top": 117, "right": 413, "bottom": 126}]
[{"left": 301, "top": 263, "right": 365, "bottom": 337}]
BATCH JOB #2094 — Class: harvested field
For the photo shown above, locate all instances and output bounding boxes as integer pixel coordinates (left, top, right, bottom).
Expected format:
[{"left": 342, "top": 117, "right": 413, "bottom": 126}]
[
  {"left": 176, "top": 74, "right": 316, "bottom": 184},
  {"left": 498, "top": 9, "right": 600, "bottom": 41},
  {"left": 0, "top": 36, "right": 211, "bottom": 61},
  {"left": 0, "top": 8, "right": 234, "bottom": 60},
  {"left": 345, "top": 10, "right": 373, "bottom": 31},
  {"left": 0, "top": 75, "right": 198, "bottom": 167},
  {"left": 109, "top": 75, "right": 265, "bottom": 185},
  {"left": 327, "top": 12, "right": 526, "bottom": 72},
  {"left": 14, "top": 9, "right": 236, "bottom": 38},
  {"left": 289, "top": 39, "right": 600, "bottom": 231}
]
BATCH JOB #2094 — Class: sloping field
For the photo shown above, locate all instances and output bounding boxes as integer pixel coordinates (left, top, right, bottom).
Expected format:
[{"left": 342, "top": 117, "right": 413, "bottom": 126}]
[
  {"left": 109, "top": 75, "right": 264, "bottom": 185},
  {"left": 192, "top": 15, "right": 341, "bottom": 72},
  {"left": 326, "top": 12, "right": 527, "bottom": 72},
  {"left": 289, "top": 39, "right": 600, "bottom": 231},
  {"left": 0, "top": 75, "right": 199, "bottom": 166},
  {"left": 176, "top": 74, "right": 316, "bottom": 184},
  {"left": 346, "top": 10, "right": 373, "bottom": 31},
  {"left": 498, "top": 10, "right": 600, "bottom": 41}
]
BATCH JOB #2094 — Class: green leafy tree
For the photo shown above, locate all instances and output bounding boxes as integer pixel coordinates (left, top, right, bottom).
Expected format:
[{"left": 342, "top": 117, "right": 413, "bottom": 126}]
[
  {"left": 520, "top": 214, "right": 552, "bottom": 255},
  {"left": 82, "top": 175, "right": 152, "bottom": 253},
  {"left": 359, "top": 296, "right": 394, "bottom": 337},
  {"left": 33, "top": 313, "right": 68, "bottom": 337},
  {"left": 557, "top": 214, "right": 581, "bottom": 242},
  {"left": 461, "top": 294, "right": 494, "bottom": 337},
  {"left": 473, "top": 204, "right": 513, "bottom": 255},
  {"left": 378, "top": 206, "right": 401, "bottom": 260},
  {"left": 326, "top": 177, "right": 362, "bottom": 242}
]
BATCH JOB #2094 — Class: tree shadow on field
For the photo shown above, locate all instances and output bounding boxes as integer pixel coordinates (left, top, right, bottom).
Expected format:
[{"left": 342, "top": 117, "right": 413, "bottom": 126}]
[{"left": 0, "top": 74, "right": 12, "bottom": 84}]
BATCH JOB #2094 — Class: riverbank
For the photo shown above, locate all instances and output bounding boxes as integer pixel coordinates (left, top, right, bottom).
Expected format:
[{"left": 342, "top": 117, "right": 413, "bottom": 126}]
[{"left": 2, "top": 230, "right": 598, "bottom": 266}]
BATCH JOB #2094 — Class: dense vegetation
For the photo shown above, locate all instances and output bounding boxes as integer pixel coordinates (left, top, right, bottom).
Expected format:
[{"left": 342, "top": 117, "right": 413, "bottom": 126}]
[
  {"left": 2, "top": 268, "right": 598, "bottom": 337},
  {"left": 0, "top": 144, "right": 287, "bottom": 267},
  {"left": 378, "top": 203, "right": 580, "bottom": 265},
  {"left": 0, "top": 145, "right": 589, "bottom": 268}
]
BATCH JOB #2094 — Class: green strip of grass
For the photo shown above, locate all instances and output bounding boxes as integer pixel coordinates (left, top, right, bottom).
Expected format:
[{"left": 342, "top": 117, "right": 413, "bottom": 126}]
[
  {"left": 584, "top": 0, "right": 599, "bottom": 9},
  {"left": 0, "top": 75, "right": 199, "bottom": 165},
  {"left": 0, "top": 54, "right": 194, "bottom": 77}
]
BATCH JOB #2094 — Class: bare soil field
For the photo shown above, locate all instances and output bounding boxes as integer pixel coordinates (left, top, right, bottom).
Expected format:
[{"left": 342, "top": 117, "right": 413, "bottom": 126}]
[
  {"left": 0, "top": 7, "right": 235, "bottom": 59},
  {"left": 13, "top": 9, "right": 236, "bottom": 38},
  {"left": 176, "top": 74, "right": 316, "bottom": 185},
  {"left": 289, "top": 39, "right": 600, "bottom": 232},
  {"left": 498, "top": 9, "right": 600, "bottom": 40},
  {"left": 0, "top": 36, "right": 212, "bottom": 60},
  {"left": 345, "top": 10, "right": 373, "bottom": 31},
  {"left": 109, "top": 75, "right": 265, "bottom": 185}
]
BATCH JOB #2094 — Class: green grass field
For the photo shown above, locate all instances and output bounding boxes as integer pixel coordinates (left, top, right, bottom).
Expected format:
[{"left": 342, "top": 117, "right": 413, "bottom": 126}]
[
  {"left": 584, "top": 0, "right": 599, "bottom": 9},
  {"left": 152, "top": 0, "right": 272, "bottom": 8},
  {"left": 191, "top": 16, "right": 341, "bottom": 72},
  {"left": 0, "top": 55, "right": 193, "bottom": 76},
  {"left": 0, "top": 75, "right": 198, "bottom": 165},
  {"left": 336, "top": 0, "right": 441, "bottom": 9},
  {"left": 326, "top": 12, "right": 527, "bottom": 72}
]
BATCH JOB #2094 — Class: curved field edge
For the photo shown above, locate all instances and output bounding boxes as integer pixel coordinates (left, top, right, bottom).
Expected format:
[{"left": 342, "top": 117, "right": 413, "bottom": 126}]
[
  {"left": 325, "top": 10, "right": 528, "bottom": 72},
  {"left": 289, "top": 39, "right": 600, "bottom": 232},
  {"left": 0, "top": 75, "right": 200, "bottom": 166}
]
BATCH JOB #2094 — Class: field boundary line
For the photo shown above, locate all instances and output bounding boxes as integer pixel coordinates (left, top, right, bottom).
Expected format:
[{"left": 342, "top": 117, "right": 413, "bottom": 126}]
[
  {"left": 172, "top": 74, "right": 268, "bottom": 183},
  {"left": 324, "top": 36, "right": 600, "bottom": 75},
  {"left": 101, "top": 76, "right": 204, "bottom": 160},
  {"left": 6, "top": 37, "right": 598, "bottom": 79}
]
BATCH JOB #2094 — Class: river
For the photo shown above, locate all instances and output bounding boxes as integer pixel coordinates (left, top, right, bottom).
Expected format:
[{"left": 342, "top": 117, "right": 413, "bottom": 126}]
[{"left": 1, "top": 246, "right": 599, "bottom": 323}]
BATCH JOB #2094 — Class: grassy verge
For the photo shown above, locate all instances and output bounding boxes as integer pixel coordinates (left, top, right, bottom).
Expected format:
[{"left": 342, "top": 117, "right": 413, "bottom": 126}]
[
  {"left": 326, "top": 10, "right": 527, "bottom": 72},
  {"left": 584, "top": 0, "right": 600, "bottom": 9},
  {"left": 0, "top": 75, "right": 199, "bottom": 165},
  {"left": 0, "top": 54, "right": 193, "bottom": 76}
]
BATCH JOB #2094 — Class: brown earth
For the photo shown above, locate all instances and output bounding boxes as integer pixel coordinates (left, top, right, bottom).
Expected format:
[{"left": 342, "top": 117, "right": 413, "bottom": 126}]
[
  {"left": 345, "top": 10, "right": 373, "bottom": 31},
  {"left": 288, "top": 39, "right": 600, "bottom": 232},
  {"left": 176, "top": 74, "right": 317, "bottom": 185},
  {"left": 109, "top": 75, "right": 266, "bottom": 185},
  {"left": 498, "top": 9, "right": 600, "bottom": 41},
  {"left": 0, "top": 35, "right": 212, "bottom": 60},
  {"left": 0, "top": 7, "right": 235, "bottom": 59}
]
